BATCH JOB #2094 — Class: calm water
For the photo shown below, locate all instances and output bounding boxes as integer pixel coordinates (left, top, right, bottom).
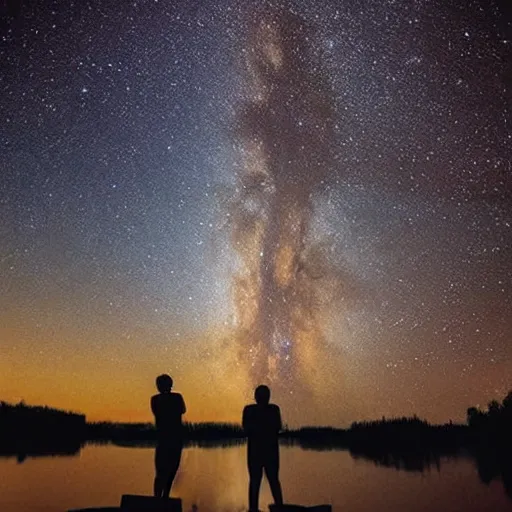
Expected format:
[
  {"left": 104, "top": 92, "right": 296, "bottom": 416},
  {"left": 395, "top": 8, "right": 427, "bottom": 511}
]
[{"left": 0, "top": 443, "right": 510, "bottom": 512}]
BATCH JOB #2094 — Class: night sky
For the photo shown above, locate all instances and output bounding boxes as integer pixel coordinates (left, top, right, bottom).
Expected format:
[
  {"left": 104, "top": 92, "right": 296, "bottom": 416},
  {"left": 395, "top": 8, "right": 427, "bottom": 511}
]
[{"left": 1, "top": 0, "right": 511, "bottom": 426}]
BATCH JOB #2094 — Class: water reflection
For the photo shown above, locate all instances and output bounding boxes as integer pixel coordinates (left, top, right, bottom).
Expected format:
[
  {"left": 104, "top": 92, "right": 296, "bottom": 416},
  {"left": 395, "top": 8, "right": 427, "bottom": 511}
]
[
  {"left": 471, "top": 445, "right": 512, "bottom": 500},
  {"left": 111, "top": 438, "right": 245, "bottom": 449},
  {"left": 0, "top": 437, "right": 243, "bottom": 466},
  {"left": 0, "top": 443, "right": 511, "bottom": 511},
  {"left": 0, "top": 438, "right": 82, "bottom": 463},
  {"left": 348, "top": 443, "right": 512, "bottom": 502},
  {"left": 349, "top": 445, "right": 442, "bottom": 473}
]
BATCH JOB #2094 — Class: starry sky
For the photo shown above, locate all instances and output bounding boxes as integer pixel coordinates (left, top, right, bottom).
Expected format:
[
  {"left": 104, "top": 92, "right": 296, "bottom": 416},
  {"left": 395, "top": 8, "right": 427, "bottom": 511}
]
[{"left": 1, "top": 0, "right": 511, "bottom": 426}]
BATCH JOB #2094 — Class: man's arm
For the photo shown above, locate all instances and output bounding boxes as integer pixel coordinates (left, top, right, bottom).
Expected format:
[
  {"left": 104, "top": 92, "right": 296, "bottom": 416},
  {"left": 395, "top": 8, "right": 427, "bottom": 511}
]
[{"left": 180, "top": 394, "right": 186, "bottom": 415}]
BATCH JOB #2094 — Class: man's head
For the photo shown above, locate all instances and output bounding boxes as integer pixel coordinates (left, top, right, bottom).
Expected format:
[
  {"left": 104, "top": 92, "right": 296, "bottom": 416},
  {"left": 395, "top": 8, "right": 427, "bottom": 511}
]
[
  {"left": 156, "top": 374, "right": 173, "bottom": 393},
  {"left": 254, "top": 384, "right": 271, "bottom": 405}
]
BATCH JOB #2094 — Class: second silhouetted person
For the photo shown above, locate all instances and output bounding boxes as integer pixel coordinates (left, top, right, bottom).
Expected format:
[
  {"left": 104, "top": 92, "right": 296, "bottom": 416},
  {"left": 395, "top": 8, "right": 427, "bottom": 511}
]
[{"left": 243, "top": 385, "right": 284, "bottom": 512}]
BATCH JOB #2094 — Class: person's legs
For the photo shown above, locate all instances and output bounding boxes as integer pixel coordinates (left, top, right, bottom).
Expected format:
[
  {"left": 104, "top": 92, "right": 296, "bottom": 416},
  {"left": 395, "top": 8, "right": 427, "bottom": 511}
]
[
  {"left": 248, "top": 458, "right": 264, "bottom": 511},
  {"left": 154, "top": 474, "right": 163, "bottom": 498},
  {"left": 162, "top": 443, "right": 183, "bottom": 498},
  {"left": 264, "top": 454, "right": 283, "bottom": 506},
  {"left": 154, "top": 443, "right": 166, "bottom": 497}
]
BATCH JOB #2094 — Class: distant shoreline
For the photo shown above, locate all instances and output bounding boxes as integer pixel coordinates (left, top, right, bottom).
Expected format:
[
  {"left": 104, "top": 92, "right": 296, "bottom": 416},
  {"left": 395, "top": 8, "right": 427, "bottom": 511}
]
[{"left": 1, "top": 396, "right": 511, "bottom": 452}]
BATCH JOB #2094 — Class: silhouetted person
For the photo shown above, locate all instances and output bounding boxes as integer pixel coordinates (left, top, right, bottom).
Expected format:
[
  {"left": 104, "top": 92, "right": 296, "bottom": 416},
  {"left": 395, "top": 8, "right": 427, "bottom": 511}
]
[
  {"left": 243, "top": 385, "right": 284, "bottom": 512},
  {"left": 151, "top": 374, "right": 186, "bottom": 498}
]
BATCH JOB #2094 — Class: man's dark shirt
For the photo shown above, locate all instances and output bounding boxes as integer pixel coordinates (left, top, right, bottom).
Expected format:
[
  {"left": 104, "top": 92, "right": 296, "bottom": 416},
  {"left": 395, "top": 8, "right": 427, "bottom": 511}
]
[
  {"left": 242, "top": 403, "right": 282, "bottom": 457},
  {"left": 151, "top": 392, "right": 186, "bottom": 440}
]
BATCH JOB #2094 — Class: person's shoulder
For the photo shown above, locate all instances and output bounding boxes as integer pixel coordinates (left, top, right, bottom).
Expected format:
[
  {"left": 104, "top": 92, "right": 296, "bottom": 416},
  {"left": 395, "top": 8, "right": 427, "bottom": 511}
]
[
  {"left": 244, "top": 404, "right": 257, "bottom": 412},
  {"left": 269, "top": 403, "right": 280, "bottom": 411}
]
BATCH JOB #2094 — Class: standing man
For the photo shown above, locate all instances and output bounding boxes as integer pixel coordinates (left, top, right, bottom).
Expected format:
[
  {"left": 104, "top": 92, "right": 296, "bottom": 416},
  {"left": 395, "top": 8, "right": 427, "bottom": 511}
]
[
  {"left": 151, "top": 374, "right": 186, "bottom": 498},
  {"left": 243, "top": 385, "right": 284, "bottom": 512}
]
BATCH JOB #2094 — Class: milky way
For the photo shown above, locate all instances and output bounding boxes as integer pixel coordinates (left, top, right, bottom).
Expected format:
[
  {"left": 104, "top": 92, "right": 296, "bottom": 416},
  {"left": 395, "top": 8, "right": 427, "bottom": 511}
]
[
  {"left": 0, "top": 0, "right": 510, "bottom": 425},
  {"left": 227, "top": 6, "right": 352, "bottom": 409}
]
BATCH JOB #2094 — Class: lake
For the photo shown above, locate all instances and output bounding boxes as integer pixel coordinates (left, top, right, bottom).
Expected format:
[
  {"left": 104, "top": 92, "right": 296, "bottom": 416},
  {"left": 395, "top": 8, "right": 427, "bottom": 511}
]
[{"left": 0, "top": 443, "right": 510, "bottom": 512}]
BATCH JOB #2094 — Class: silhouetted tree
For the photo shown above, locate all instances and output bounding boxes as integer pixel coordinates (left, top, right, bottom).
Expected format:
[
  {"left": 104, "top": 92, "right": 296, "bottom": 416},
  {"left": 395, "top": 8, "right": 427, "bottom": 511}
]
[
  {"left": 488, "top": 400, "right": 502, "bottom": 416},
  {"left": 467, "top": 407, "right": 486, "bottom": 429}
]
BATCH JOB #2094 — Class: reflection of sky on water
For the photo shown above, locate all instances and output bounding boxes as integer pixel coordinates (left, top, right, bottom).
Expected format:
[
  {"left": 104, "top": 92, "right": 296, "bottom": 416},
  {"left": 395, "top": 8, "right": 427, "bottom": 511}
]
[{"left": 0, "top": 445, "right": 510, "bottom": 511}]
